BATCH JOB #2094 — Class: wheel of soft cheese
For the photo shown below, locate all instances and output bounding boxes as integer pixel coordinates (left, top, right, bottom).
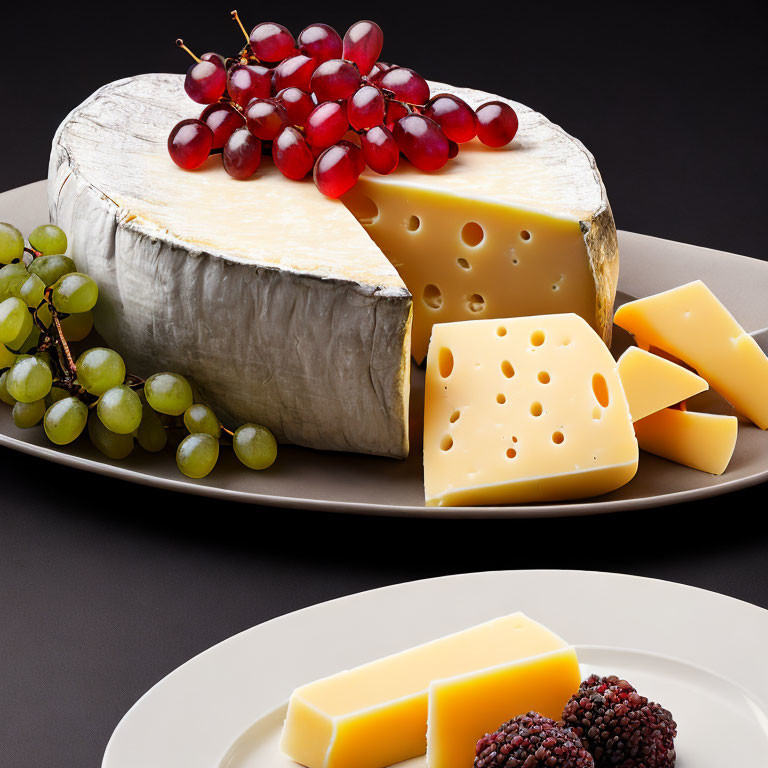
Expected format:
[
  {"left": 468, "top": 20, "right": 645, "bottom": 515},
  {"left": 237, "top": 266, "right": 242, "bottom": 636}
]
[{"left": 49, "top": 73, "right": 617, "bottom": 458}]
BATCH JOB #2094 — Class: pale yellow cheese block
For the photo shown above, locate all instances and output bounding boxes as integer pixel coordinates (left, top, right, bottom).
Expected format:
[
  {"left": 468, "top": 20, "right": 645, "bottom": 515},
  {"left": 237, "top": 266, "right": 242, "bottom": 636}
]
[
  {"left": 279, "top": 613, "right": 580, "bottom": 768},
  {"left": 614, "top": 281, "right": 768, "bottom": 429},
  {"left": 634, "top": 408, "right": 738, "bottom": 474},
  {"left": 616, "top": 346, "right": 708, "bottom": 421},
  {"left": 423, "top": 313, "right": 638, "bottom": 506}
]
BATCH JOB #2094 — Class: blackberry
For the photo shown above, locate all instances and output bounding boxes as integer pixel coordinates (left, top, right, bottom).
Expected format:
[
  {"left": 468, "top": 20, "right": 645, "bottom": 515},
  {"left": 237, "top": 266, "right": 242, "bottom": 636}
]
[
  {"left": 474, "top": 711, "right": 595, "bottom": 767},
  {"left": 561, "top": 675, "right": 677, "bottom": 767}
]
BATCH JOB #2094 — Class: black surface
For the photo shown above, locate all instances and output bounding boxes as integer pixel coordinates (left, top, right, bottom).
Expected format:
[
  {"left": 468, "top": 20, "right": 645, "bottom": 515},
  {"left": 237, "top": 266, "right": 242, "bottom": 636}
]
[{"left": 2, "top": 4, "right": 768, "bottom": 768}]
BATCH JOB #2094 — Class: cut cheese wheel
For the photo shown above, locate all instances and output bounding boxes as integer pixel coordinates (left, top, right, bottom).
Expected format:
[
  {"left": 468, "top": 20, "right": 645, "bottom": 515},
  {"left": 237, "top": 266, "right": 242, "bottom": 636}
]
[
  {"left": 279, "top": 612, "right": 579, "bottom": 768},
  {"left": 423, "top": 314, "right": 638, "bottom": 506},
  {"left": 614, "top": 281, "right": 768, "bottom": 429},
  {"left": 616, "top": 346, "right": 708, "bottom": 421},
  {"left": 634, "top": 408, "right": 738, "bottom": 474},
  {"left": 49, "top": 73, "right": 616, "bottom": 456}
]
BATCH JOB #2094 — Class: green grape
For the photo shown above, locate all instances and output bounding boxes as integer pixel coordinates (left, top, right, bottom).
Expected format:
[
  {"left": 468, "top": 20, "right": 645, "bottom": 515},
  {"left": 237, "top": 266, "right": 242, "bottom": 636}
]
[
  {"left": 9, "top": 325, "right": 40, "bottom": 354},
  {"left": 97, "top": 384, "right": 142, "bottom": 434},
  {"left": 76, "top": 347, "right": 125, "bottom": 395},
  {"left": 27, "top": 254, "right": 76, "bottom": 286},
  {"left": 0, "top": 223, "right": 25, "bottom": 265},
  {"left": 6, "top": 356, "right": 52, "bottom": 403},
  {"left": 44, "top": 396, "right": 88, "bottom": 445},
  {"left": 45, "top": 386, "right": 69, "bottom": 407},
  {"left": 0, "top": 297, "right": 32, "bottom": 345},
  {"left": 176, "top": 433, "right": 219, "bottom": 478},
  {"left": 183, "top": 403, "right": 221, "bottom": 438},
  {"left": 0, "top": 263, "right": 29, "bottom": 301},
  {"left": 144, "top": 372, "right": 193, "bottom": 416},
  {"left": 20, "top": 273, "right": 45, "bottom": 307},
  {"left": 60, "top": 311, "right": 93, "bottom": 341},
  {"left": 88, "top": 411, "right": 134, "bottom": 459},
  {"left": 0, "top": 343, "right": 16, "bottom": 370},
  {"left": 233, "top": 423, "right": 278, "bottom": 470},
  {"left": 51, "top": 272, "right": 98, "bottom": 314},
  {"left": 136, "top": 401, "right": 167, "bottom": 452},
  {"left": 12, "top": 398, "right": 46, "bottom": 428},
  {"left": 28, "top": 224, "right": 67, "bottom": 256},
  {"left": 0, "top": 370, "right": 15, "bottom": 405},
  {"left": 36, "top": 303, "right": 52, "bottom": 328}
]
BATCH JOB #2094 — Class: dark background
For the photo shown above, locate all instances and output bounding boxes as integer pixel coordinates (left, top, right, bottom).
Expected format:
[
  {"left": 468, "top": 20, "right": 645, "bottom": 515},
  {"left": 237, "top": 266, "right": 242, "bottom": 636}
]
[{"left": 1, "top": 4, "right": 767, "bottom": 768}]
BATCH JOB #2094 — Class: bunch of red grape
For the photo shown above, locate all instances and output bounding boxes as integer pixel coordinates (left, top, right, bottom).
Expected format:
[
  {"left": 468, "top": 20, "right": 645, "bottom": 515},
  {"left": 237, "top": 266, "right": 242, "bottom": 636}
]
[{"left": 168, "top": 13, "right": 519, "bottom": 198}]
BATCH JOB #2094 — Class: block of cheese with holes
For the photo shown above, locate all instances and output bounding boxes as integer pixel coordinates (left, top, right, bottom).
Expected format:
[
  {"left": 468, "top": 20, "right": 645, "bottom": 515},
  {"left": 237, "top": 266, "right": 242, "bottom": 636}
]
[
  {"left": 616, "top": 346, "right": 708, "bottom": 421},
  {"left": 279, "top": 612, "right": 579, "bottom": 768},
  {"left": 614, "top": 281, "right": 768, "bottom": 429},
  {"left": 423, "top": 314, "right": 638, "bottom": 506}
]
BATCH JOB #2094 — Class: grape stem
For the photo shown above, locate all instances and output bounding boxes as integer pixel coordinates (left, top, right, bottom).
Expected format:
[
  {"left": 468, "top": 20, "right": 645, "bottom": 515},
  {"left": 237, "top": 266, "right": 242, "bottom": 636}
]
[{"left": 176, "top": 39, "right": 201, "bottom": 63}]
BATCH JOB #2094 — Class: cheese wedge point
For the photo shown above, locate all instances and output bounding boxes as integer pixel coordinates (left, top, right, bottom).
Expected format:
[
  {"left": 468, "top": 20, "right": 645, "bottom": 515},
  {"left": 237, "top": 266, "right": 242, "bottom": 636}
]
[
  {"left": 616, "top": 346, "right": 708, "bottom": 421},
  {"left": 634, "top": 408, "right": 738, "bottom": 474},
  {"left": 614, "top": 281, "right": 768, "bottom": 429}
]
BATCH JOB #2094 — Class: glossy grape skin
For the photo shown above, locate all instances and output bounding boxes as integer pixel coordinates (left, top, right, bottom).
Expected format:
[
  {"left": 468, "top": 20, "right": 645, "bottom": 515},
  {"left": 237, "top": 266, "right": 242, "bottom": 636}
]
[
  {"left": 168, "top": 119, "right": 213, "bottom": 170},
  {"left": 379, "top": 67, "right": 430, "bottom": 106},
  {"left": 475, "top": 101, "right": 519, "bottom": 147},
  {"left": 339, "top": 140, "right": 365, "bottom": 174},
  {"left": 310, "top": 59, "right": 361, "bottom": 102},
  {"left": 246, "top": 99, "right": 289, "bottom": 141},
  {"left": 27, "top": 254, "right": 76, "bottom": 286},
  {"left": 348, "top": 85, "right": 385, "bottom": 131},
  {"left": 200, "top": 103, "right": 245, "bottom": 149},
  {"left": 97, "top": 385, "right": 143, "bottom": 434},
  {"left": 233, "top": 423, "right": 277, "bottom": 470},
  {"left": 0, "top": 370, "right": 14, "bottom": 405},
  {"left": 0, "top": 262, "right": 29, "bottom": 300},
  {"left": 305, "top": 102, "right": 350, "bottom": 148},
  {"left": 20, "top": 273, "right": 45, "bottom": 307},
  {"left": 12, "top": 398, "right": 45, "bottom": 428},
  {"left": 394, "top": 114, "right": 450, "bottom": 171},
  {"left": 424, "top": 94, "right": 477, "bottom": 143},
  {"left": 201, "top": 52, "right": 226, "bottom": 67},
  {"left": 51, "top": 272, "right": 98, "bottom": 313},
  {"left": 249, "top": 22, "right": 295, "bottom": 62},
  {"left": 28, "top": 224, "right": 68, "bottom": 256},
  {"left": 60, "top": 311, "right": 93, "bottom": 342},
  {"left": 298, "top": 23, "right": 342, "bottom": 63},
  {"left": 184, "top": 59, "right": 227, "bottom": 104},
  {"left": 0, "top": 297, "right": 32, "bottom": 345},
  {"left": 144, "top": 372, "right": 193, "bottom": 416},
  {"left": 342, "top": 21, "right": 384, "bottom": 76},
  {"left": 272, "top": 127, "right": 315, "bottom": 180},
  {"left": 314, "top": 144, "right": 363, "bottom": 198},
  {"left": 0, "top": 223, "right": 24, "bottom": 265},
  {"left": 136, "top": 401, "right": 167, "bottom": 452},
  {"left": 275, "top": 87, "right": 315, "bottom": 127},
  {"left": 384, "top": 100, "right": 410, "bottom": 131},
  {"left": 44, "top": 396, "right": 88, "bottom": 445},
  {"left": 273, "top": 54, "right": 317, "bottom": 93},
  {"left": 76, "top": 347, "right": 126, "bottom": 395},
  {"left": 176, "top": 433, "right": 219, "bottom": 478},
  {"left": 223, "top": 128, "right": 263, "bottom": 180},
  {"left": 6, "top": 356, "right": 52, "bottom": 402},
  {"left": 447, "top": 139, "right": 459, "bottom": 158},
  {"left": 44, "top": 385, "right": 69, "bottom": 408},
  {"left": 0, "top": 342, "right": 16, "bottom": 371},
  {"left": 367, "top": 61, "right": 392, "bottom": 83},
  {"left": 183, "top": 403, "right": 221, "bottom": 438},
  {"left": 88, "top": 411, "right": 134, "bottom": 459},
  {"left": 7, "top": 323, "right": 38, "bottom": 354},
  {"left": 227, "top": 65, "right": 272, "bottom": 109}
]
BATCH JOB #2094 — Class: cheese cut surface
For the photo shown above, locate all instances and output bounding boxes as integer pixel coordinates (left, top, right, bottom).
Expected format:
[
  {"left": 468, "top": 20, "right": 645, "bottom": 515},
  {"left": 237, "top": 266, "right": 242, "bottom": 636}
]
[
  {"left": 634, "top": 408, "right": 738, "bottom": 475},
  {"left": 614, "top": 281, "right": 768, "bottom": 430},
  {"left": 616, "top": 346, "right": 708, "bottom": 421},
  {"left": 279, "top": 613, "right": 578, "bottom": 768},
  {"left": 423, "top": 314, "right": 638, "bottom": 506}
]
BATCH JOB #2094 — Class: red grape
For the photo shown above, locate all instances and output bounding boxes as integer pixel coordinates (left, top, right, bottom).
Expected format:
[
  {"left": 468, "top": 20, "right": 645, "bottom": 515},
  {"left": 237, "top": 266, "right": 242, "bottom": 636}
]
[
  {"left": 310, "top": 59, "right": 361, "bottom": 102},
  {"left": 298, "top": 23, "right": 342, "bottom": 63},
  {"left": 367, "top": 61, "right": 392, "bottom": 82},
  {"left": 423, "top": 94, "right": 477, "bottom": 143},
  {"left": 168, "top": 119, "right": 213, "bottom": 170},
  {"left": 227, "top": 64, "right": 272, "bottom": 108},
  {"left": 273, "top": 54, "right": 317, "bottom": 93},
  {"left": 249, "top": 22, "right": 295, "bottom": 62},
  {"left": 313, "top": 143, "right": 362, "bottom": 198},
  {"left": 200, "top": 102, "right": 245, "bottom": 149},
  {"left": 223, "top": 127, "right": 262, "bottom": 179},
  {"left": 447, "top": 139, "right": 459, "bottom": 158},
  {"left": 305, "top": 101, "right": 349, "bottom": 148},
  {"left": 393, "top": 115, "right": 449, "bottom": 171},
  {"left": 475, "top": 101, "right": 519, "bottom": 147},
  {"left": 362, "top": 125, "right": 399, "bottom": 174},
  {"left": 184, "top": 60, "right": 226, "bottom": 104},
  {"left": 348, "top": 85, "right": 385, "bottom": 130},
  {"left": 201, "top": 52, "right": 226, "bottom": 67},
  {"left": 384, "top": 100, "right": 409, "bottom": 130},
  {"left": 342, "top": 21, "right": 384, "bottom": 76},
  {"left": 338, "top": 140, "right": 365, "bottom": 174},
  {"left": 275, "top": 87, "right": 315, "bottom": 127},
  {"left": 379, "top": 67, "right": 430, "bottom": 106},
  {"left": 272, "top": 127, "right": 315, "bottom": 179},
  {"left": 246, "top": 99, "right": 289, "bottom": 141}
]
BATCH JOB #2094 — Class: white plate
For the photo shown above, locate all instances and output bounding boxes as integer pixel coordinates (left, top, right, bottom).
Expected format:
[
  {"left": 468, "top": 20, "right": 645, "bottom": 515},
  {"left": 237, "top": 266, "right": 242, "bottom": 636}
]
[
  {"left": 2, "top": 182, "right": 768, "bottom": 518},
  {"left": 102, "top": 570, "right": 768, "bottom": 768}
]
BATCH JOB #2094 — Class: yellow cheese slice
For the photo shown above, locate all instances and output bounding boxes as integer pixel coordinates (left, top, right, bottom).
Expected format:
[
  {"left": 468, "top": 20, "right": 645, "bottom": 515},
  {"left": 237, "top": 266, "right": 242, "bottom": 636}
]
[
  {"left": 423, "top": 313, "right": 638, "bottom": 506},
  {"left": 279, "top": 613, "right": 580, "bottom": 768},
  {"left": 614, "top": 281, "right": 768, "bottom": 429},
  {"left": 634, "top": 408, "right": 738, "bottom": 474},
  {"left": 616, "top": 346, "right": 708, "bottom": 421}
]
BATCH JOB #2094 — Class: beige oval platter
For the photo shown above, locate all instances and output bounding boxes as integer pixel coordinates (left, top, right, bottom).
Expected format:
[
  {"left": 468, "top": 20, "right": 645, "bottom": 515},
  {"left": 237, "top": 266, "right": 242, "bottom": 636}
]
[{"left": 1, "top": 181, "right": 767, "bottom": 517}]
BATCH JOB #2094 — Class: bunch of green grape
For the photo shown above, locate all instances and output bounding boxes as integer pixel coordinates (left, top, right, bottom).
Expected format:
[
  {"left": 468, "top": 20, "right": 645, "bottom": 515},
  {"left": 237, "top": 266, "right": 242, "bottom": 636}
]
[{"left": 0, "top": 221, "right": 277, "bottom": 479}]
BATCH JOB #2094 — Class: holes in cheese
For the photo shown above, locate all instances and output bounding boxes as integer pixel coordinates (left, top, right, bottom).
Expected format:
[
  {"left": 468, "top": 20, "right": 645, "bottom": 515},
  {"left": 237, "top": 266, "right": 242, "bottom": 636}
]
[
  {"left": 423, "top": 314, "right": 638, "bottom": 506},
  {"left": 457, "top": 257, "right": 470, "bottom": 270},
  {"left": 438, "top": 347, "right": 454, "bottom": 378},
  {"left": 449, "top": 410, "right": 461, "bottom": 423},
  {"left": 344, "top": 194, "right": 378, "bottom": 225},
  {"left": 461, "top": 221, "right": 484, "bottom": 247},
  {"left": 506, "top": 447, "right": 517, "bottom": 458},
  {"left": 423, "top": 283, "right": 443, "bottom": 309},
  {"left": 406, "top": 215, "right": 421, "bottom": 231},
  {"left": 467, "top": 293, "right": 485, "bottom": 312},
  {"left": 520, "top": 229, "right": 531, "bottom": 241},
  {"left": 440, "top": 435, "right": 454, "bottom": 451}
]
